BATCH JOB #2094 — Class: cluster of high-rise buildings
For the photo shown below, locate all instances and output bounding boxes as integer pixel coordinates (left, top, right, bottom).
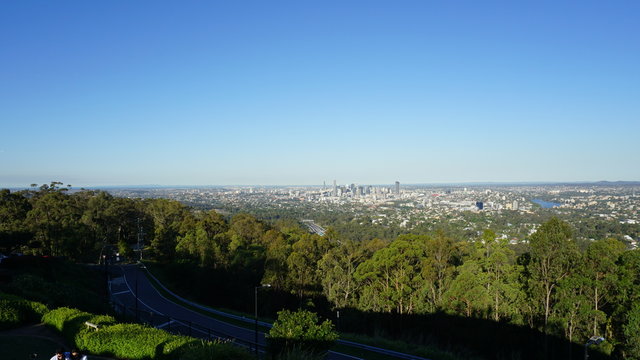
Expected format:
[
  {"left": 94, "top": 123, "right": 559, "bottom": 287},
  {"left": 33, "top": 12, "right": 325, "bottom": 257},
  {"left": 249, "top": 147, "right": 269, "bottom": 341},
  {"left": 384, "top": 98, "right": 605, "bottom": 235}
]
[{"left": 328, "top": 180, "right": 401, "bottom": 198}]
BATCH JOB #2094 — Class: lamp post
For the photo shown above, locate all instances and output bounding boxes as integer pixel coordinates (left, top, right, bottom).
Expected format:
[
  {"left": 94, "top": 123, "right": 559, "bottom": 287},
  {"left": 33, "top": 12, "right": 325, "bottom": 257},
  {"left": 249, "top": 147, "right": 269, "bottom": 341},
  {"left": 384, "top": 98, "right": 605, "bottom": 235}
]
[
  {"left": 584, "top": 336, "right": 605, "bottom": 360},
  {"left": 254, "top": 284, "right": 271, "bottom": 359}
]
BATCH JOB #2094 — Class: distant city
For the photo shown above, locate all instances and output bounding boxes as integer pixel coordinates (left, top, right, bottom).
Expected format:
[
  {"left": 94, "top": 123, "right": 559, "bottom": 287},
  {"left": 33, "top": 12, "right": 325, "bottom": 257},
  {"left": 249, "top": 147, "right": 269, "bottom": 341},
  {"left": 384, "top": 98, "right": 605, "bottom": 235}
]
[{"left": 100, "top": 181, "right": 640, "bottom": 249}]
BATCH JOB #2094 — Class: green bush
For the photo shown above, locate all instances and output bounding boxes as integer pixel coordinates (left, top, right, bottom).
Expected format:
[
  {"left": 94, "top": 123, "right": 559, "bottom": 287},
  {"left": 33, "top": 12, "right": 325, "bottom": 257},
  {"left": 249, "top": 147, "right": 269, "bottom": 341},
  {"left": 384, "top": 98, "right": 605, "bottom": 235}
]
[
  {"left": 41, "top": 306, "right": 251, "bottom": 360},
  {"left": 80, "top": 323, "right": 174, "bottom": 359},
  {"left": 267, "top": 309, "right": 338, "bottom": 357},
  {"left": 42, "top": 307, "right": 117, "bottom": 346},
  {"left": 175, "top": 339, "right": 253, "bottom": 360},
  {"left": 0, "top": 300, "right": 22, "bottom": 330},
  {"left": 0, "top": 292, "right": 49, "bottom": 330}
]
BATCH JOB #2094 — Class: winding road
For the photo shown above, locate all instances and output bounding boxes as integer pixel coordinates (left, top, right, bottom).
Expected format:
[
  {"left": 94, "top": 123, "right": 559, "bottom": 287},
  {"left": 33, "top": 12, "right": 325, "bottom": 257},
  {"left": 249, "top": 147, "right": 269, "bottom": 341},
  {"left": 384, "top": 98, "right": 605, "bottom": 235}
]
[{"left": 108, "top": 264, "right": 428, "bottom": 360}]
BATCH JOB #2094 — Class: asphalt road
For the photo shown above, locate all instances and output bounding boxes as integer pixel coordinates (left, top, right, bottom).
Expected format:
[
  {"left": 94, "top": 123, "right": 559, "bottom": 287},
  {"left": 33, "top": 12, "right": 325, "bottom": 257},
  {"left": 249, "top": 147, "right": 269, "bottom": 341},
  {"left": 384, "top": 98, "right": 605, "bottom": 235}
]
[{"left": 109, "top": 264, "right": 363, "bottom": 360}]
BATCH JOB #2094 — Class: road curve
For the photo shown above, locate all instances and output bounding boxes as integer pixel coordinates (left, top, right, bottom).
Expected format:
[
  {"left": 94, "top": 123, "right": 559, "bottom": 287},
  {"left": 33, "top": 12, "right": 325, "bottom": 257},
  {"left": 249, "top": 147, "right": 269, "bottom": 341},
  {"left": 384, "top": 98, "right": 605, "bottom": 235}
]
[{"left": 109, "top": 264, "right": 362, "bottom": 360}]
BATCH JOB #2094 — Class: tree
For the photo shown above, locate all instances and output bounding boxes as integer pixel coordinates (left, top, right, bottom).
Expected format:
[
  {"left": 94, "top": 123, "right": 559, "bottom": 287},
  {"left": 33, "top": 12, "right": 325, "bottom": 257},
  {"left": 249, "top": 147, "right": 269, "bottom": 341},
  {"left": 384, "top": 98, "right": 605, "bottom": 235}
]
[
  {"left": 444, "top": 259, "right": 490, "bottom": 317},
  {"left": 480, "top": 230, "right": 522, "bottom": 322},
  {"left": 287, "top": 233, "right": 332, "bottom": 298},
  {"left": 582, "top": 238, "right": 625, "bottom": 336},
  {"left": 355, "top": 236, "right": 425, "bottom": 314},
  {"left": 267, "top": 309, "right": 338, "bottom": 357},
  {"left": 145, "top": 199, "right": 190, "bottom": 261},
  {"left": 527, "top": 217, "right": 578, "bottom": 331},
  {"left": 422, "top": 231, "right": 457, "bottom": 310},
  {"left": 318, "top": 240, "right": 368, "bottom": 308},
  {"left": 0, "top": 189, "right": 32, "bottom": 254},
  {"left": 26, "top": 183, "right": 86, "bottom": 258},
  {"left": 553, "top": 271, "right": 591, "bottom": 342},
  {"left": 261, "top": 229, "right": 290, "bottom": 289},
  {"left": 622, "top": 303, "right": 640, "bottom": 359}
]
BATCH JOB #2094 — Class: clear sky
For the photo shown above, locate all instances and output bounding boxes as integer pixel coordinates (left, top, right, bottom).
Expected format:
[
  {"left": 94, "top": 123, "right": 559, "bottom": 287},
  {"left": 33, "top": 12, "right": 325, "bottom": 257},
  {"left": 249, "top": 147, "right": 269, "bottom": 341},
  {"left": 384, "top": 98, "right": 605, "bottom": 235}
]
[{"left": 1, "top": 1, "right": 638, "bottom": 187}]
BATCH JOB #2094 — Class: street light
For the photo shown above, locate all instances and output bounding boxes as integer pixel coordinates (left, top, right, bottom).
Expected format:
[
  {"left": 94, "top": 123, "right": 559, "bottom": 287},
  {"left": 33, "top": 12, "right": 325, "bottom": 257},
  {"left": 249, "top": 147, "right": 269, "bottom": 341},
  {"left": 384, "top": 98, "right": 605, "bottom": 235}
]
[
  {"left": 584, "top": 336, "right": 605, "bottom": 360},
  {"left": 254, "top": 284, "right": 271, "bottom": 359}
]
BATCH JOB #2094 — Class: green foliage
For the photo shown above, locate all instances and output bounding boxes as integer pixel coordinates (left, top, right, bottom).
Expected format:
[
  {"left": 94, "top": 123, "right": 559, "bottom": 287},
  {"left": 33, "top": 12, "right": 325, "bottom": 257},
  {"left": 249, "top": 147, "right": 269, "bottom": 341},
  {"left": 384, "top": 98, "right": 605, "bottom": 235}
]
[
  {"left": 174, "top": 339, "right": 253, "bottom": 360},
  {"left": 622, "top": 303, "right": 640, "bottom": 358},
  {"left": 268, "top": 309, "right": 338, "bottom": 356},
  {"left": 355, "top": 237, "right": 426, "bottom": 314},
  {"left": 0, "top": 293, "right": 49, "bottom": 330},
  {"left": 80, "top": 323, "right": 173, "bottom": 359},
  {"left": 40, "top": 305, "right": 251, "bottom": 360},
  {"left": 0, "top": 300, "right": 22, "bottom": 330},
  {"left": 272, "top": 345, "right": 326, "bottom": 360},
  {"left": 527, "top": 217, "right": 579, "bottom": 329}
]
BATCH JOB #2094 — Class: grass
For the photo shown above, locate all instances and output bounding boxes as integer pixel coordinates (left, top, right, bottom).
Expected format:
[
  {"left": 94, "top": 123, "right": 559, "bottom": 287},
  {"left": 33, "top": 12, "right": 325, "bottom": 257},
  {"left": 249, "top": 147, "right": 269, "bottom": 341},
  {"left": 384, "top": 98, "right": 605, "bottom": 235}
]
[{"left": 0, "top": 335, "right": 61, "bottom": 360}]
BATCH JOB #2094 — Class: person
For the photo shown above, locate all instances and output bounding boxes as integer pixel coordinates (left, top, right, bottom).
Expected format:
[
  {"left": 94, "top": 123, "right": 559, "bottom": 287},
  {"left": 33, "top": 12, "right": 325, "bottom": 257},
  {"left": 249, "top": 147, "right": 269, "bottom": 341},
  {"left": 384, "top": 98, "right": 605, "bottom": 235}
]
[
  {"left": 69, "top": 349, "right": 88, "bottom": 360},
  {"left": 49, "top": 349, "right": 68, "bottom": 360}
]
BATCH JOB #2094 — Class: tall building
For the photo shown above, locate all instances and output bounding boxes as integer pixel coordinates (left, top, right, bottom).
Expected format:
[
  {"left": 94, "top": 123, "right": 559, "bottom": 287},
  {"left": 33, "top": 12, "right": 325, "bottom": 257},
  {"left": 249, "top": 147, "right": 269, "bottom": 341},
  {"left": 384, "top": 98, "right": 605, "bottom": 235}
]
[
  {"left": 395, "top": 181, "right": 400, "bottom": 195},
  {"left": 333, "top": 180, "right": 337, "bottom": 197}
]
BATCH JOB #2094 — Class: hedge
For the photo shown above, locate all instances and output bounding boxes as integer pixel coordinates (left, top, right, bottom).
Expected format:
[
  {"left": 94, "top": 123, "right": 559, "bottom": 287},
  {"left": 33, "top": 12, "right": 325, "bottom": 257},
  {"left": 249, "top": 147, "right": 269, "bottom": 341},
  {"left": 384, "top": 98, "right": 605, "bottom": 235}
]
[
  {"left": 41, "top": 307, "right": 251, "bottom": 360},
  {"left": 0, "top": 292, "right": 49, "bottom": 330}
]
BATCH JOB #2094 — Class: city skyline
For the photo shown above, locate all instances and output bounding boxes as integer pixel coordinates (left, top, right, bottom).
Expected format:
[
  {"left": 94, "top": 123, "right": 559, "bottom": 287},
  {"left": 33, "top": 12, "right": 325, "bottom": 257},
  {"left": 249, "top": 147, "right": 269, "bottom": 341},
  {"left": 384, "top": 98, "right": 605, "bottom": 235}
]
[{"left": 1, "top": 1, "right": 639, "bottom": 187}]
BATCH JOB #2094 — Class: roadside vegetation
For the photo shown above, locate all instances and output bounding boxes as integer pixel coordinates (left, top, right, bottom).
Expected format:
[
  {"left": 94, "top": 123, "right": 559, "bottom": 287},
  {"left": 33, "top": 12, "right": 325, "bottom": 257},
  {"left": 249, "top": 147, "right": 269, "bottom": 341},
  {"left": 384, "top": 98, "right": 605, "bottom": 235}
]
[{"left": 1, "top": 182, "right": 638, "bottom": 358}]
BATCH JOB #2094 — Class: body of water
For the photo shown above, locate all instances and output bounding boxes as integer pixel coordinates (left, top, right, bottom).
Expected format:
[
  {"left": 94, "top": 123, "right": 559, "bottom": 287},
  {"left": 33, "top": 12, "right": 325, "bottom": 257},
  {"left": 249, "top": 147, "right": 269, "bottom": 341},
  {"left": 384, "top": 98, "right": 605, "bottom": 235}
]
[{"left": 531, "top": 199, "right": 562, "bottom": 208}]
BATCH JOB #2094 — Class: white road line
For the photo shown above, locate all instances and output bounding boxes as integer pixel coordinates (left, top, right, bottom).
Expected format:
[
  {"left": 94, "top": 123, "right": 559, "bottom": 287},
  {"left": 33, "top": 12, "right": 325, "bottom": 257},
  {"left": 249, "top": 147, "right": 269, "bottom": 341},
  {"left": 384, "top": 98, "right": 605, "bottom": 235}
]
[
  {"left": 328, "top": 351, "right": 364, "bottom": 360},
  {"left": 156, "top": 320, "right": 174, "bottom": 329},
  {"left": 119, "top": 266, "right": 166, "bottom": 317}
]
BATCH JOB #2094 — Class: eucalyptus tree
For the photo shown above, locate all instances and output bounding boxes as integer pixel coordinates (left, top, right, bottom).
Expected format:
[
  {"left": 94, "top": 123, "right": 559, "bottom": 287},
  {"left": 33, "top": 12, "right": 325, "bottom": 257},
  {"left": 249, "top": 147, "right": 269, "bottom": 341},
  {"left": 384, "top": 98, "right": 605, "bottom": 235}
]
[
  {"left": 582, "top": 238, "right": 626, "bottom": 337},
  {"left": 0, "top": 189, "right": 32, "bottom": 254},
  {"left": 527, "top": 217, "right": 579, "bottom": 331},
  {"left": 355, "top": 235, "right": 426, "bottom": 314},
  {"left": 318, "top": 238, "right": 383, "bottom": 309},
  {"left": 145, "top": 198, "right": 191, "bottom": 261},
  {"left": 287, "top": 233, "right": 333, "bottom": 298}
]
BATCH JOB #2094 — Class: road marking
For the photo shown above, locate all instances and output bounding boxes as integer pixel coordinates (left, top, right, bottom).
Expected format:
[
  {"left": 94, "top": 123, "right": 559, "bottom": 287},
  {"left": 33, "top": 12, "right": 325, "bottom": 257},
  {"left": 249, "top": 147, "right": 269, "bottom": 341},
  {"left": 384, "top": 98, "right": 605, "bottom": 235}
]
[
  {"left": 119, "top": 266, "right": 166, "bottom": 317},
  {"left": 328, "top": 351, "right": 364, "bottom": 360},
  {"left": 156, "top": 320, "right": 174, "bottom": 329}
]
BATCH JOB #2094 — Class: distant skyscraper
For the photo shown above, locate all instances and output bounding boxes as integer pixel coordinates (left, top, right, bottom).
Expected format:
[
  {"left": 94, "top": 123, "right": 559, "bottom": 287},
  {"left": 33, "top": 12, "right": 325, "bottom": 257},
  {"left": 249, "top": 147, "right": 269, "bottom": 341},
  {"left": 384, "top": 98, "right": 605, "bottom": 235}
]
[
  {"left": 395, "top": 181, "right": 400, "bottom": 195},
  {"left": 476, "top": 201, "right": 484, "bottom": 210},
  {"left": 512, "top": 200, "right": 519, "bottom": 211},
  {"left": 333, "top": 180, "right": 337, "bottom": 197}
]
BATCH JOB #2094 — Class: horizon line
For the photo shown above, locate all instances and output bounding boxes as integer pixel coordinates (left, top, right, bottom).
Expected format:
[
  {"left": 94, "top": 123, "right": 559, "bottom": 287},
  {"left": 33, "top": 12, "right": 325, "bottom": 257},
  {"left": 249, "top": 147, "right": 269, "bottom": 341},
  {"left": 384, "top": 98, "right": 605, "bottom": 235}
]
[{"left": 4, "top": 180, "right": 640, "bottom": 190}]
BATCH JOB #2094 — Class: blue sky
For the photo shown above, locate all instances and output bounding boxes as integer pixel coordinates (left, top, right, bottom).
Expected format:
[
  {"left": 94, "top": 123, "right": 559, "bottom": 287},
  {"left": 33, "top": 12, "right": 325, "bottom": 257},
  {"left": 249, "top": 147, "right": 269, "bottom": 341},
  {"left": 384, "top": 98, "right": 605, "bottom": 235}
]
[{"left": 1, "top": 1, "right": 638, "bottom": 187}]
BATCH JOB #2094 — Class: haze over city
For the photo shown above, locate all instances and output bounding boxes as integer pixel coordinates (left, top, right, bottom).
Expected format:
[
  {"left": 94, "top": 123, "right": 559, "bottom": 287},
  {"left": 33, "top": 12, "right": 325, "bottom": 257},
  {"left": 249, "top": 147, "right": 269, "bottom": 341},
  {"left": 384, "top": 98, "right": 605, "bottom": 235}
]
[{"left": 1, "top": 1, "right": 639, "bottom": 187}]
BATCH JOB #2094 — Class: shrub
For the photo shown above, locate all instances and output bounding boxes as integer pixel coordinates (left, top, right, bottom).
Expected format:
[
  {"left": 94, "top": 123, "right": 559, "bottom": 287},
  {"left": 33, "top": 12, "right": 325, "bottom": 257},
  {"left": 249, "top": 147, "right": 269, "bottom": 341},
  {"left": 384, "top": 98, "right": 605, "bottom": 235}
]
[
  {"left": 0, "top": 300, "right": 22, "bottom": 330},
  {"left": 41, "top": 306, "right": 251, "bottom": 360},
  {"left": 80, "top": 323, "right": 174, "bottom": 359},
  {"left": 175, "top": 339, "right": 253, "bottom": 360},
  {"left": 42, "top": 307, "right": 117, "bottom": 345},
  {"left": 0, "top": 292, "right": 49, "bottom": 329},
  {"left": 267, "top": 309, "right": 338, "bottom": 357}
]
